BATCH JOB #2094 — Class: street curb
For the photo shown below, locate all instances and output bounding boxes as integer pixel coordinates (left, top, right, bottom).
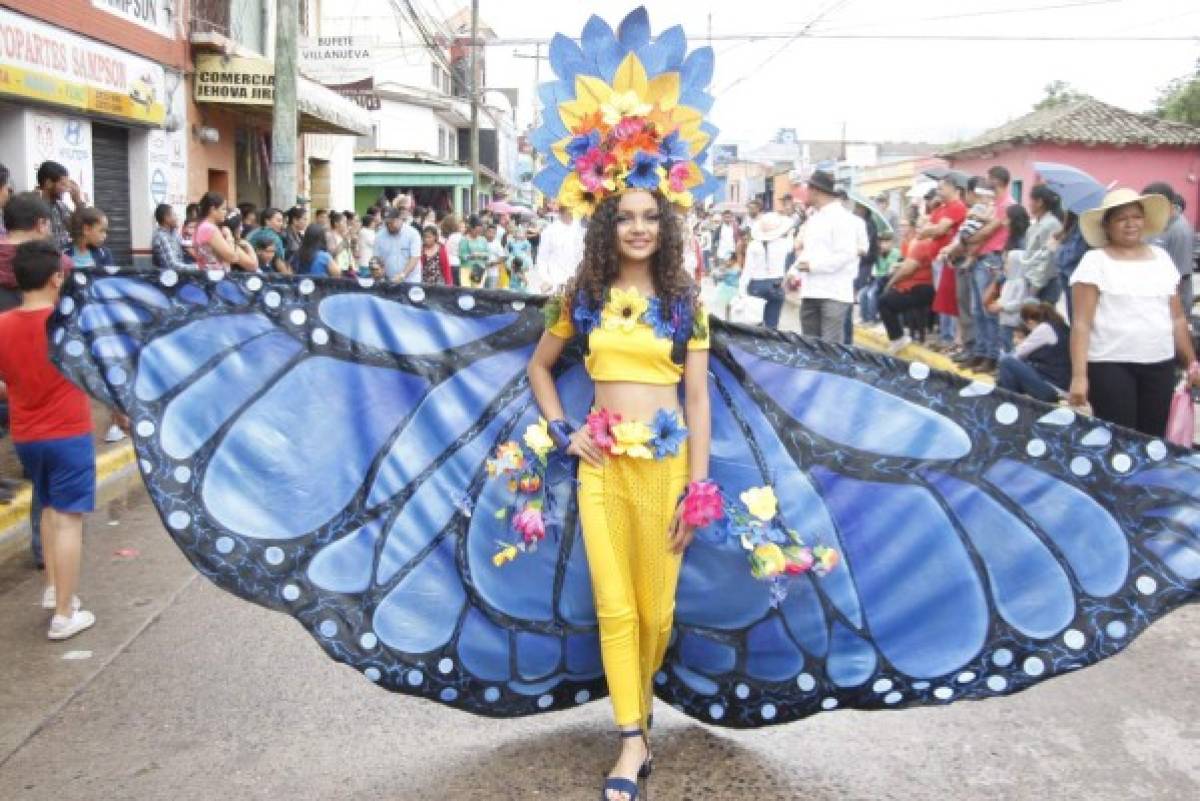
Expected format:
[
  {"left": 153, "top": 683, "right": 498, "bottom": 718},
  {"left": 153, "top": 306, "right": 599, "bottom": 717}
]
[
  {"left": 853, "top": 325, "right": 994, "bottom": 384},
  {"left": 0, "top": 443, "right": 136, "bottom": 561}
]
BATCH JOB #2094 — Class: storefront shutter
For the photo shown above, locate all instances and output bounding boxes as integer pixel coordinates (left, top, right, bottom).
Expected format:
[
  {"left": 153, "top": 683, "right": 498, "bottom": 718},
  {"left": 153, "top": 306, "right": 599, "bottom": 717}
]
[{"left": 92, "top": 124, "right": 132, "bottom": 266}]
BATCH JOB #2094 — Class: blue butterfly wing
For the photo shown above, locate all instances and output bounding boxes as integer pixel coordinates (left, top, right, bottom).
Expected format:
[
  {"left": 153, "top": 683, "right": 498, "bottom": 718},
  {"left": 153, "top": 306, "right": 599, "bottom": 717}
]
[
  {"left": 654, "top": 324, "right": 1199, "bottom": 727},
  {"left": 52, "top": 270, "right": 612, "bottom": 716},
  {"left": 53, "top": 274, "right": 1199, "bottom": 727}
]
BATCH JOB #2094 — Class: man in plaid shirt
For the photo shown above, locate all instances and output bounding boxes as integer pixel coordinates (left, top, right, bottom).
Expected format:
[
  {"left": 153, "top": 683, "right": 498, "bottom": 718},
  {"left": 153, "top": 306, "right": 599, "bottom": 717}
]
[
  {"left": 151, "top": 203, "right": 189, "bottom": 270},
  {"left": 35, "top": 162, "right": 81, "bottom": 251}
]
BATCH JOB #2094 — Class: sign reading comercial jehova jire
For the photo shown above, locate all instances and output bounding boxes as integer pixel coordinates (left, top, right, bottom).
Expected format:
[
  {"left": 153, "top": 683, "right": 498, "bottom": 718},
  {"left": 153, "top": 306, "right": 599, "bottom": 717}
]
[{"left": 194, "top": 55, "right": 274, "bottom": 103}]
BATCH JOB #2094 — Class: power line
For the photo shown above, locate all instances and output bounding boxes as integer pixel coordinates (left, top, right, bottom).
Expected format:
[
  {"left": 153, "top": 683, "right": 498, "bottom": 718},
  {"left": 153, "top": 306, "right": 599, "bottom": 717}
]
[
  {"left": 809, "top": 0, "right": 1124, "bottom": 34},
  {"left": 369, "top": 32, "right": 1200, "bottom": 48},
  {"left": 717, "top": 0, "right": 854, "bottom": 95}
]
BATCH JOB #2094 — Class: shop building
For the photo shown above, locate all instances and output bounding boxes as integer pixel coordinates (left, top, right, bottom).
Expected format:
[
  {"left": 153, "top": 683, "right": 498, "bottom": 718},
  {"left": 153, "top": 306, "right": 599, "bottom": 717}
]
[
  {"left": 0, "top": 2, "right": 190, "bottom": 266},
  {"left": 190, "top": 0, "right": 369, "bottom": 212},
  {"left": 315, "top": 1, "right": 520, "bottom": 215},
  {"left": 943, "top": 98, "right": 1200, "bottom": 224}
]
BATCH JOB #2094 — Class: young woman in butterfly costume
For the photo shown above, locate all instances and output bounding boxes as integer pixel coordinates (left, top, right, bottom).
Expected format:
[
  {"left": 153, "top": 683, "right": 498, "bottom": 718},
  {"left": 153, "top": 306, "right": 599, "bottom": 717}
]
[{"left": 47, "top": 8, "right": 1199, "bottom": 801}]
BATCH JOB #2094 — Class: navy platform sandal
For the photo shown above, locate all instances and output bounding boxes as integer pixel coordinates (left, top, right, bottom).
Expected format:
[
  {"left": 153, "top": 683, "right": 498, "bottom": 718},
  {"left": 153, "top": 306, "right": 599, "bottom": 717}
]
[{"left": 601, "top": 729, "right": 652, "bottom": 800}]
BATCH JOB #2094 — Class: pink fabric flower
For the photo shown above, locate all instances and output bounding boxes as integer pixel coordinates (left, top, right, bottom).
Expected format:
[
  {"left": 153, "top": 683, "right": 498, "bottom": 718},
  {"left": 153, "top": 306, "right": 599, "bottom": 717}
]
[
  {"left": 513, "top": 506, "right": 546, "bottom": 544},
  {"left": 682, "top": 480, "right": 724, "bottom": 528},
  {"left": 586, "top": 408, "right": 622, "bottom": 453},
  {"left": 668, "top": 162, "right": 691, "bottom": 192},
  {"left": 575, "top": 148, "right": 616, "bottom": 193},
  {"left": 611, "top": 117, "right": 646, "bottom": 141}
]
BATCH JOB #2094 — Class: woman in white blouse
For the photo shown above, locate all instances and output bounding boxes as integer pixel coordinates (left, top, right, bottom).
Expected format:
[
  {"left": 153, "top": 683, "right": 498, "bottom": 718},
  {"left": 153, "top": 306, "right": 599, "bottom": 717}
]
[
  {"left": 1069, "top": 189, "right": 1200, "bottom": 436},
  {"left": 739, "top": 212, "right": 793, "bottom": 329}
]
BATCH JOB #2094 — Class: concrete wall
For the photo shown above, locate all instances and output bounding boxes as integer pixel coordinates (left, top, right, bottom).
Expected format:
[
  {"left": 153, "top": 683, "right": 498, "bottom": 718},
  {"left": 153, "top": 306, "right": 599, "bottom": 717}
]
[
  {"left": 303, "top": 134, "right": 356, "bottom": 211},
  {"left": 949, "top": 144, "right": 1200, "bottom": 225}
]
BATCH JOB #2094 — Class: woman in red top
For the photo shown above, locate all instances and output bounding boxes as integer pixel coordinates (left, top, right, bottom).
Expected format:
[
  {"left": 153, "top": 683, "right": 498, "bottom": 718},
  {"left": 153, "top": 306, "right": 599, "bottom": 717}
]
[{"left": 877, "top": 236, "right": 937, "bottom": 354}]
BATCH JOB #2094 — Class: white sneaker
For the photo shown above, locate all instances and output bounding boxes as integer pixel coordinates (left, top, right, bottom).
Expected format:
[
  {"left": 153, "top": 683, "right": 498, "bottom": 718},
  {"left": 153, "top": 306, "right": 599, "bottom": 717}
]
[
  {"left": 886, "top": 335, "right": 912, "bottom": 355},
  {"left": 41, "top": 587, "right": 82, "bottom": 611},
  {"left": 48, "top": 609, "right": 95, "bottom": 640},
  {"left": 104, "top": 424, "right": 127, "bottom": 443}
]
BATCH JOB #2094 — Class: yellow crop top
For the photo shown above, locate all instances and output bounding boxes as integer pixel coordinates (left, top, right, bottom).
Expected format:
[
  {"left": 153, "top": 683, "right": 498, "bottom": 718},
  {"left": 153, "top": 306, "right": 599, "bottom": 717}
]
[{"left": 545, "top": 286, "right": 709, "bottom": 385}]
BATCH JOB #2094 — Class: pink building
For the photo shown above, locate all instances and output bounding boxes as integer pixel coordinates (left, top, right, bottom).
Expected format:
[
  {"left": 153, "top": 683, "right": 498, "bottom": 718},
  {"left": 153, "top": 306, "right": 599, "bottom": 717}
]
[{"left": 941, "top": 99, "right": 1200, "bottom": 226}]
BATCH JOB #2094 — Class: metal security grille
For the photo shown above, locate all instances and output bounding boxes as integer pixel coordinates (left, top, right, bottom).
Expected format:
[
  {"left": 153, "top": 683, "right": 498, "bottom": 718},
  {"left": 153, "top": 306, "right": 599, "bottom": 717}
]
[{"left": 91, "top": 124, "right": 132, "bottom": 267}]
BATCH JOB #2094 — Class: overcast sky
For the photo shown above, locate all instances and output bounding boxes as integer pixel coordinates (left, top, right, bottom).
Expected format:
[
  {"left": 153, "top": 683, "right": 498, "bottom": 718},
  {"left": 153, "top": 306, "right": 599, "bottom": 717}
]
[{"left": 476, "top": 0, "right": 1200, "bottom": 146}]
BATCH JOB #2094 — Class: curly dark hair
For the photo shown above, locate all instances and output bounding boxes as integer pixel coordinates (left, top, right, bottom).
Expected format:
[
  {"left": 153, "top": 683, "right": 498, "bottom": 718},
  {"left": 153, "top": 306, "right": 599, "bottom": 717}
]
[{"left": 564, "top": 190, "right": 697, "bottom": 313}]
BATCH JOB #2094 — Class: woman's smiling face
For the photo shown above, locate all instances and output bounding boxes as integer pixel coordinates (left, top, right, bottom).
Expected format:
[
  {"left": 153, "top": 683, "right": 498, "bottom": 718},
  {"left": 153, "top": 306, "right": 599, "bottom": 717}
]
[{"left": 615, "top": 190, "right": 660, "bottom": 262}]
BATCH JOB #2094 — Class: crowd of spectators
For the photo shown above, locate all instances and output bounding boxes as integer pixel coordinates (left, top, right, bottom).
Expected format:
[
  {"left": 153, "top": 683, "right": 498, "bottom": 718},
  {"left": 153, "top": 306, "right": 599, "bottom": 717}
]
[{"left": 692, "top": 165, "right": 1199, "bottom": 439}]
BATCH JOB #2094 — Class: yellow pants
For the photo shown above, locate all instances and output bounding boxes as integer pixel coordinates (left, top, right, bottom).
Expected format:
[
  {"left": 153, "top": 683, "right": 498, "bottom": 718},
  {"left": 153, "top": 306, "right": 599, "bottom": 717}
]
[{"left": 577, "top": 447, "right": 689, "bottom": 729}]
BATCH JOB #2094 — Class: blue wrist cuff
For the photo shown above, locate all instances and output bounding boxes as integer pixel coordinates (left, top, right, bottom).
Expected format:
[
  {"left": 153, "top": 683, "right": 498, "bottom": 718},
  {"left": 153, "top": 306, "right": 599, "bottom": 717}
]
[{"left": 548, "top": 419, "right": 575, "bottom": 450}]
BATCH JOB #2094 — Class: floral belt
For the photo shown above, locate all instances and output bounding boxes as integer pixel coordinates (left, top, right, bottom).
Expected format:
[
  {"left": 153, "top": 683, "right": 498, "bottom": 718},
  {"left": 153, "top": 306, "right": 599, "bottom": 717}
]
[{"left": 585, "top": 407, "right": 688, "bottom": 460}]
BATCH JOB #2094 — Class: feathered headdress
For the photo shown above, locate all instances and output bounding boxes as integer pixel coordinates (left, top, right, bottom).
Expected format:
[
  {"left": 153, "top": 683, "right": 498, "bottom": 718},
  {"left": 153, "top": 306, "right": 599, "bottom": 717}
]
[{"left": 529, "top": 7, "right": 720, "bottom": 216}]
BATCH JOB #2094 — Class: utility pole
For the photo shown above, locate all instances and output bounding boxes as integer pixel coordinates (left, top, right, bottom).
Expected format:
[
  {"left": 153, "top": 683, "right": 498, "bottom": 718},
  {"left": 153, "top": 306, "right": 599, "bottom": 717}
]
[
  {"left": 469, "top": 0, "right": 480, "bottom": 214},
  {"left": 271, "top": 0, "right": 299, "bottom": 208}
]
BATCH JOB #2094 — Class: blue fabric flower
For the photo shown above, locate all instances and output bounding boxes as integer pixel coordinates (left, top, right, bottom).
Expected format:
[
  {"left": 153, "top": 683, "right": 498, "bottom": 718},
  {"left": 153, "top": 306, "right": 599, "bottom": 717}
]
[
  {"left": 659, "top": 131, "right": 691, "bottom": 163},
  {"left": 626, "top": 151, "right": 663, "bottom": 190},
  {"left": 642, "top": 296, "right": 676, "bottom": 339},
  {"left": 649, "top": 409, "right": 688, "bottom": 458},
  {"left": 572, "top": 290, "right": 602, "bottom": 335},
  {"left": 566, "top": 131, "right": 600, "bottom": 163}
]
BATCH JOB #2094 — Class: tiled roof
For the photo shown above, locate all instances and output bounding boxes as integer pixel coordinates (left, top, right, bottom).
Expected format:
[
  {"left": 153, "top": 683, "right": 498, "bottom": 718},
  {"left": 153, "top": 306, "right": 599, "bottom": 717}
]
[{"left": 940, "top": 98, "right": 1200, "bottom": 158}]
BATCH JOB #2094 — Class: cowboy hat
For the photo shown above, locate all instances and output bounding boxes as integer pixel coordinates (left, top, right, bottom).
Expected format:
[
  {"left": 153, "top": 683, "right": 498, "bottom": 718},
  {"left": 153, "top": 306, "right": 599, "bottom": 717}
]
[
  {"left": 1079, "top": 188, "right": 1171, "bottom": 248},
  {"left": 750, "top": 212, "right": 792, "bottom": 242},
  {"left": 806, "top": 170, "right": 839, "bottom": 197}
]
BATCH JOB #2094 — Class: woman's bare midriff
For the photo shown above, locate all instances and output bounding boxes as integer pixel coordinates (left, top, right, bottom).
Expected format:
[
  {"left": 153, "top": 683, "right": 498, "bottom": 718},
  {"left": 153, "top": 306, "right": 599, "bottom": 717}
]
[{"left": 593, "top": 381, "right": 682, "bottom": 422}]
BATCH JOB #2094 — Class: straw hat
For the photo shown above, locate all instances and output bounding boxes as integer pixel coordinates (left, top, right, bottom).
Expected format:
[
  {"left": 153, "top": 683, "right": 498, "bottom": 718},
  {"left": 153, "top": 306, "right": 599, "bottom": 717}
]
[
  {"left": 750, "top": 212, "right": 793, "bottom": 242},
  {"left": 1079, "top": 188, "right": 1171, "bottom": 248}
]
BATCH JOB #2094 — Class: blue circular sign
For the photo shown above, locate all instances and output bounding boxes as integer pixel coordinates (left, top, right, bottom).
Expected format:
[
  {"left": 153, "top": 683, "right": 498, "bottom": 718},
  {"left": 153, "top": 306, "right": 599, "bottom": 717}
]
[{"left": 150, "top": 169, "right": 168, "bottom": 204}]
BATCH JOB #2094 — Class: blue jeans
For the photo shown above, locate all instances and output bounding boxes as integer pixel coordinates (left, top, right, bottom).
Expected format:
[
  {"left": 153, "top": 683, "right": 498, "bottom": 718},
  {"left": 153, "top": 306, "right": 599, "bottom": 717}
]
[
  {"left": 970, "top": 253, "right": 1002, "bottom": 360},
  {"left": 999, "top": 324, "right": 1015, "bottom": 354},
  {"left": 997, "top": 355, "right": 1061, "bottom": 403},
  {"left": 1035, "top": 275, "right": 1062, "bottom": 305},
  {"left": 938, "top": 314, "right": 956, "bottom": 344},
  {"left": 858, "top": 282, "right": 880, "bottom": 323},
  {"left": 30, "top": 493, "right": 43, "bottom": 565}
]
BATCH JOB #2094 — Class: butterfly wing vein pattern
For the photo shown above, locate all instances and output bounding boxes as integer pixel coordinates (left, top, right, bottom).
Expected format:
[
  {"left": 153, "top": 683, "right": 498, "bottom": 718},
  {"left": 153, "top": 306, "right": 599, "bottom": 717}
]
[{"left": 49, "top": 270, "right": 1198, "bottom": 728}]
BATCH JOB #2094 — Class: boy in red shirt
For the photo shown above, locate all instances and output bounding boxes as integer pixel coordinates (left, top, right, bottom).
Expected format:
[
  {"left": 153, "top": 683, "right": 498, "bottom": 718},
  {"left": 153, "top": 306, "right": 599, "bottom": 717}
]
[{"left": 0, "top": 240, "right": 97, "bottom": 639}]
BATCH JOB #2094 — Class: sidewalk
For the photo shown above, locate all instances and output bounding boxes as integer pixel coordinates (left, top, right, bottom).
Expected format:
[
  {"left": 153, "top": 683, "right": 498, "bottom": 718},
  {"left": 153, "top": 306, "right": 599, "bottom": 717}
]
[
  {"left": 0, "top": 402, "right": 136, "bottom": 564},
  {"left": 852, "top": 323, "right": 995, "bottom": 384}
]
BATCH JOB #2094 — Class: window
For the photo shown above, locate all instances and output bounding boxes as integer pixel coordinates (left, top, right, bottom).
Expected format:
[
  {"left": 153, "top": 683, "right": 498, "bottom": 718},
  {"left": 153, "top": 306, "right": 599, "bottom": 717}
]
[
  {"left": 438, "top": 128, "right": 446, "bottom": 159},
  {"left": 432, "top": 63, "right": 440, "bottom": 89}
]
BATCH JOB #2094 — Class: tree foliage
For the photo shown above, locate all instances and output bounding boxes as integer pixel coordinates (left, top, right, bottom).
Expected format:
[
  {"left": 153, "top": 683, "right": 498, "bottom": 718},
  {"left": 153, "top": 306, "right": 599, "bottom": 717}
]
[
  {"left": 1034, "top": 80, "right": 1087, "bottom": 111},
  {"left": 1154, "top": 58, "right": 1200, "bottom": 127}
]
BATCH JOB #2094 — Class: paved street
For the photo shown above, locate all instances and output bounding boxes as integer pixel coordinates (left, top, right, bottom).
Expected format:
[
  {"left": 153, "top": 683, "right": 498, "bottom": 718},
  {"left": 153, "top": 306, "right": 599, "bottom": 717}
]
[{"left": 0, "top": 475, "right": 1197, "bottom": 801}]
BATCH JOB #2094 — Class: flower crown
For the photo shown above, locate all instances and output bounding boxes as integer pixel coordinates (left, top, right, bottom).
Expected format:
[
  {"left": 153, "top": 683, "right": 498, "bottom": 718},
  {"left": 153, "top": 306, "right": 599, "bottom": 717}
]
[{"left": 530, "top": 7, "right": 720, "bottom": 217}]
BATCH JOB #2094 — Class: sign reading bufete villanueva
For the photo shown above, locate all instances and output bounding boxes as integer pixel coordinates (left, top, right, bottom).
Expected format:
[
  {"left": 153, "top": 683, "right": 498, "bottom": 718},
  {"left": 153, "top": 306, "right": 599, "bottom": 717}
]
[
  {"left": 194, "top": 55, "right": 274, "bottom": 103},
  {"left": 299, "top": 36, "right": 380, "bottom": 111}
]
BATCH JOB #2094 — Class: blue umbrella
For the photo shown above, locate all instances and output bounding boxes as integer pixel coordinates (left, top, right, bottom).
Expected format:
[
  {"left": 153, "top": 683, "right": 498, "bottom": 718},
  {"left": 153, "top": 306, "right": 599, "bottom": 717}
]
[
  {"left": 1033, "top": 161, "right": 1108, "bottom": 214},
  {"left": 846, "top": 191, "right": 894, "bottom": 234}
]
